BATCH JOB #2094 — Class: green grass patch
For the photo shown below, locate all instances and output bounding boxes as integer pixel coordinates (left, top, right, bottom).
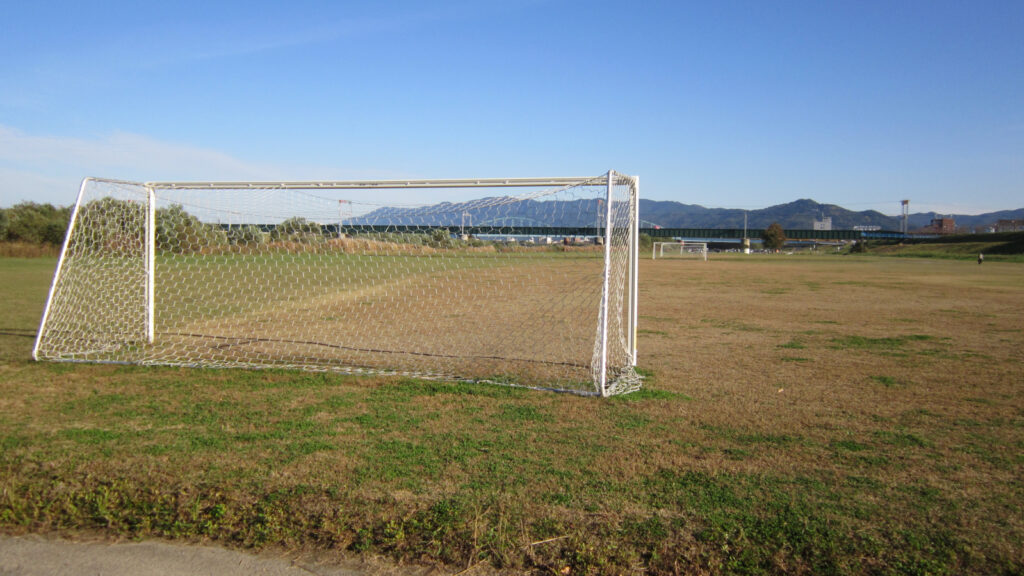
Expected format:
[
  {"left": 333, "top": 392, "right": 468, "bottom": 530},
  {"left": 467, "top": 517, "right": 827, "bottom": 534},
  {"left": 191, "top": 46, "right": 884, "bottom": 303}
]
[
  {"left": 611, "top": 387, "right": 691, "bottom": 402},
  {"left": 831, "top": 439, "right": 870, "bottom": 452},
  {"left": 873, "top": 429, "right": 932, "bottom": 448},
  {"left": 701, "top": 318, "right": 764, "bottom": 332}
]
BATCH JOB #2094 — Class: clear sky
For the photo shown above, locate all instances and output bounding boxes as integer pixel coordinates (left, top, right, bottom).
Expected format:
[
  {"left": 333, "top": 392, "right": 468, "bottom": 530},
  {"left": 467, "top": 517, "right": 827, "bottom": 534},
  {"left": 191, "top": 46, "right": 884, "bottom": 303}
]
[{"left": 1, "top": 1, "right": 1021, "bottom": 215}]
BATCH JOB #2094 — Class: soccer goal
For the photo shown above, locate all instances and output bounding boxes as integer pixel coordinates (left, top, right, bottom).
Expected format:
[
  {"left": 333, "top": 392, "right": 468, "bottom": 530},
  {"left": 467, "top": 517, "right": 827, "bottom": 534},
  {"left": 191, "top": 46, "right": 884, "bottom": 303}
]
[
  {"left": 653, "top": 241, "right": 707, "bottom": 261},
  {"left": 33, "top": 172, "right": 641, "bottom": 396}
]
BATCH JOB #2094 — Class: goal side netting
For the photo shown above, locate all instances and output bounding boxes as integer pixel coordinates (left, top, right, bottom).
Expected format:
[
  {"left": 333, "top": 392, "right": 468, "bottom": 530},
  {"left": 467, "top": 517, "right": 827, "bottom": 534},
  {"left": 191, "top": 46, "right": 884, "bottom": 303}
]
[{"left": 34, "top": 172, "right": 641, "bottom": 396}]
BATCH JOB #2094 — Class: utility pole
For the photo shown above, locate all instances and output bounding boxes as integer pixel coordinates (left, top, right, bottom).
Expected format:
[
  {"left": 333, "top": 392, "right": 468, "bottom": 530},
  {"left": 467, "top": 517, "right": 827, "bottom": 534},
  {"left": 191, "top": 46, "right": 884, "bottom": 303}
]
[
  {"left": 901, "top": 200, "right": 909, "bottom": 236},
  {"left": 743, "top": 211, "right": 750, "bottom": 254},
  {"left": 338, "top": 200, "right": 349, "bottom": 238}
]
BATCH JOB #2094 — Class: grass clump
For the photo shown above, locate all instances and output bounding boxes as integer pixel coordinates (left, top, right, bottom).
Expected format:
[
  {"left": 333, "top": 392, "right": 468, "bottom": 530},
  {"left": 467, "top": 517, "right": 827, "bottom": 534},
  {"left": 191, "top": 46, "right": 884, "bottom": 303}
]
[{"left": 871, "top": 375, "right": 902, "bottom": 387}]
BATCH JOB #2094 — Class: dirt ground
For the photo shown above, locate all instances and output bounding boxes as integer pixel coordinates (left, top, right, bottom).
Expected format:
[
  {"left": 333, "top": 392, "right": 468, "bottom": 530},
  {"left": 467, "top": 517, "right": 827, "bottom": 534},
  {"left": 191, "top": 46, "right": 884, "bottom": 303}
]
[{"left": 0, "top": 533, "right": 472, "bottom": 576}]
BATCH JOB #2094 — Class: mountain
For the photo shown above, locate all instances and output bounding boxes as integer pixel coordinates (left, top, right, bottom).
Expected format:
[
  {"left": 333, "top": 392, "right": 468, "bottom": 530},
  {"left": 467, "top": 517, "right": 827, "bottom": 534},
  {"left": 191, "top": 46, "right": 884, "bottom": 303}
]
[
  {"left": 349, "top": 197, "right": 603, "bottom": 228},
  {"left": 642, "top": 200, "right": 1024, "bottom": 231},
  {"left": 907, "top": 209, "right": 1024, "bottom": 230},
  {"left": 640, "top": 198, "right": 903, "bottom": 230},
  {"left": 351, "top": 197, "right": 1021, "bottom": 231}
]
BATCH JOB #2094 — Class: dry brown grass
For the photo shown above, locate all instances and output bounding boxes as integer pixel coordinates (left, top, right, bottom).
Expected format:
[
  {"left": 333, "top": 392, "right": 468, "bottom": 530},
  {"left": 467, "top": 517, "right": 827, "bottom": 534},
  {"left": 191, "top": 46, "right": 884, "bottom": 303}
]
[
  {"left": 0, "top": 242, "right": 61, "bottom": 258},
  {"left": 640, "top": 255, "right": 1021, "bottom": 428}
]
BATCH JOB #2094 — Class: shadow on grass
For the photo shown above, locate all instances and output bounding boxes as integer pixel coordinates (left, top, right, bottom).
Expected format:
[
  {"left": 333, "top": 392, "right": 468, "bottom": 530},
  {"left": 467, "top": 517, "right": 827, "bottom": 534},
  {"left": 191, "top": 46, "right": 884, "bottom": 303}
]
[{"left": 0, "top": 328, "right": 36, "bottom": 338}]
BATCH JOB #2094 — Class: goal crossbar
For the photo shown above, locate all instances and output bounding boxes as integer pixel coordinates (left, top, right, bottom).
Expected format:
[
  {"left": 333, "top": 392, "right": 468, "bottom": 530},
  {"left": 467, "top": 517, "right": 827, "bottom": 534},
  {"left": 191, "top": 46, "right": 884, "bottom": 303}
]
[{"left": 142, "top": 175, "right": 638, "bottom": 191}]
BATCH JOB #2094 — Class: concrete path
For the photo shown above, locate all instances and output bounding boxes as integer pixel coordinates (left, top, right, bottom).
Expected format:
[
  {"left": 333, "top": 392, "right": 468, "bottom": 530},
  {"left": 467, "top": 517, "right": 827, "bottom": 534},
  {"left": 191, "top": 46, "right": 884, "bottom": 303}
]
[{"left": 0, "top": 534, "right": 448, "bottom": 576}]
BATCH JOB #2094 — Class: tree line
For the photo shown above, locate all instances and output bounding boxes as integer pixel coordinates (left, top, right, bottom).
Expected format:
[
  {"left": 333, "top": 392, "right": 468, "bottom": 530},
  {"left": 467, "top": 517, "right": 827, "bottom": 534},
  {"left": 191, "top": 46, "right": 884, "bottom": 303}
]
[
  {"left": 0, "top": 203, "right": 71, "bottom": 245},
  {"left": 0, "top": 199, "right": 671, "bottom": 255}
]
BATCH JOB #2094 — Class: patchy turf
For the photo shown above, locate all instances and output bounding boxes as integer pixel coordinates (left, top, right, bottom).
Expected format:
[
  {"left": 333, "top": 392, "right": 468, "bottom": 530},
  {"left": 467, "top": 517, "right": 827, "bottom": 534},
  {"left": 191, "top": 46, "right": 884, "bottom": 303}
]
[
  {"left": 857, "top": 231, "right": 1024, "bottom": 261},
  {"left": 1, "top": 255, "right": 1022, "bottom": 575}
]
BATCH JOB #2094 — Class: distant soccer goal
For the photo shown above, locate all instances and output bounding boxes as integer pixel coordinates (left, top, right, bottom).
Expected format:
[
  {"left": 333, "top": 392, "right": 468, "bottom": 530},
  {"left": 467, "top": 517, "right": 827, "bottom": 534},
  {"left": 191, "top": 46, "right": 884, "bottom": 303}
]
[
  {"left": 33, "top": 172, "right": 641, "bottom": 396},
  {"left": 653, "top": 241, "right": 708, "bottom": 261}
]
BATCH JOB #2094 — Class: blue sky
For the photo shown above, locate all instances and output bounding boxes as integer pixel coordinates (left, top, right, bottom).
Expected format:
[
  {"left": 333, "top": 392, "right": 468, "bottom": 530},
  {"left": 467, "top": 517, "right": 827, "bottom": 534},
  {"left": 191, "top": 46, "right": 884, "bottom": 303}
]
[{"left": 1, "top": 1, "right": 1021, "bottom": 215}]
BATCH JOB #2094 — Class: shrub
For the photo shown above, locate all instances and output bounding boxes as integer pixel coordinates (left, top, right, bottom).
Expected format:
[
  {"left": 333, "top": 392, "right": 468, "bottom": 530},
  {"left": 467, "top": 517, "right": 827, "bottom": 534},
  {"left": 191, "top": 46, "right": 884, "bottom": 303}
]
[
  {"left": 270, "top": 217, "right": 322, "bottom": 242},
  {"left": 850, "top": 240, "right": 868, "bottom": 254},
  {"left": 428, "top": 228, "right": 453, "bottom": 248},
  {"left": 157, "top": 204, "right": 228, "bottom": 253},
  {"left": 227, "top": 225, "right": 266, "bottom": 246},
  {"left": 638, "top": 233, "right": 653, "bottom": 251}
]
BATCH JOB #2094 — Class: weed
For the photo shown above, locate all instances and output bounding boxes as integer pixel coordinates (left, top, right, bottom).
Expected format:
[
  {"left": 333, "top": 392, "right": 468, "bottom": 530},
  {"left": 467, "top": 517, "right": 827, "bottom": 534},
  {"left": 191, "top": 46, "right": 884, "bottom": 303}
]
[
  {"left": 871, "top": 375, "right": 901, "bottom": 387},
  {"left": 874, "top": 429, "right": 932, "bottom": 448},
  {"left": 830, "top": 439, "right": 869, "bottom": 452},
  {"left": 614, "top": 412, "right": 652, "bottom": 430},
  {"left": 498, "top": 405, "right": 550, "bottom": 422}
]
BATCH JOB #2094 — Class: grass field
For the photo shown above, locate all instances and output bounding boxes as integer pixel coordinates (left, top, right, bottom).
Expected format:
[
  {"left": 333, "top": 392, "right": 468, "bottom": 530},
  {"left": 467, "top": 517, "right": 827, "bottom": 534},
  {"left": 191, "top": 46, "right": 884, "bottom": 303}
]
[{"left": 1, "top": 254, "right": 1022, "bottom": 574}]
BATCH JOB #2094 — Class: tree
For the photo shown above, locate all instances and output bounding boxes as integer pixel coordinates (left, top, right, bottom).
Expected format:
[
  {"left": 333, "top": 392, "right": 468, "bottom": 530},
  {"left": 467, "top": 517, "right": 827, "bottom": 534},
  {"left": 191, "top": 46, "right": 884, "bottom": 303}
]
[
  {"left": 156, "top": 204, "right": 228, "bottom": 253},
  {"left": 4, "top": 202, "right": 70, "bottom": 244},
  {"left": 0, "top": 208, "right": 8, "bottom": 240},
  {"left": 762, "top": 222, "right": 786, "bottom": 252},
  {"left": 73, "top": 198, "right": 144, "bottom": 251}
]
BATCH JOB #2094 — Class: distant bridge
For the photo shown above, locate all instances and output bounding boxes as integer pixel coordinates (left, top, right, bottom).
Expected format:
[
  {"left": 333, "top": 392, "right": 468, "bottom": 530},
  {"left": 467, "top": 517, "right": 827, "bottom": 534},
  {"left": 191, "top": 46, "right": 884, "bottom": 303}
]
[
  {"left": 242, "top": 223, "right": 912, "bottom": 242},
  {"left": 642, "top": 228, "right": 911, "bottom": 242},
  {"left": 324, "top": 224, "right": 910, "bottom": 242}
]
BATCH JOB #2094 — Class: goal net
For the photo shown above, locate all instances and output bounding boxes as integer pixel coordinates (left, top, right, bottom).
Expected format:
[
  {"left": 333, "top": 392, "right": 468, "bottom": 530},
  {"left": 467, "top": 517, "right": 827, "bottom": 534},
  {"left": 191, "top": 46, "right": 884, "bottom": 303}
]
[
  {"left": 653, "top": 241, "right": 707, "bottom": 261},
  {"left": 34, "top": 172, "right": 641, "bottom": 396}
]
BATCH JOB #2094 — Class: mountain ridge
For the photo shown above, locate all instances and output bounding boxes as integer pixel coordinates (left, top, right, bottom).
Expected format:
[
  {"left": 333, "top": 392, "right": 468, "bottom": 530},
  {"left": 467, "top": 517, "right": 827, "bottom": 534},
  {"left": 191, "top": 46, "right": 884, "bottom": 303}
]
[
  {"left": 348, "top": 196, "right": 1023, "bottom": 231},
  {"left": 640, "top": 199, "right": 1024, "bottom": 231}
]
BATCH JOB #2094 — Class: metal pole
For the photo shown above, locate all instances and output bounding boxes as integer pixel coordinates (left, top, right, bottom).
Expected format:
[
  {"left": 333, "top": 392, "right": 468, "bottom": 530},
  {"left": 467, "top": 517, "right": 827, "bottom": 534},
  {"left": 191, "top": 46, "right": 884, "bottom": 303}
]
[
  {"left": 626, "top": 175, "right": 634, "bottom": 364},
  {"left": 147, "top": 176, "right": 611, "bottom": 190},
  {"left": 598, "top": 171, "right": 615, "bottom": 397},
  {"left": 33, "top": 178, "right": 91, "bottom": 360},
  {"left": 146, "top": 186, "right": 156, "bottom": 344}
]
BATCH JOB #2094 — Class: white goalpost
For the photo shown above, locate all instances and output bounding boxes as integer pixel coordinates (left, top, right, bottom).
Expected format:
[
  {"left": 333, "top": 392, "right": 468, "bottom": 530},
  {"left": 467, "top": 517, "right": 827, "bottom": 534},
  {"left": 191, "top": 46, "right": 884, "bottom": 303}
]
[
  {"left": 33, "top": 171, "right": 642, "bottom": 396},
  {"left": 652, "top": 241, "right": 708, "bottom": 261}
]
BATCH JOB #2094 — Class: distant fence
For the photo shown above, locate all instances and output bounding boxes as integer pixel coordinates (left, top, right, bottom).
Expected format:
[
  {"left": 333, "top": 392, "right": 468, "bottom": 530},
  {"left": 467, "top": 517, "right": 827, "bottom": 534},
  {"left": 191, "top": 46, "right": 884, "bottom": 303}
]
[
  {"left": 642, "top": 228, "right": 918, "bottom": 241},
  {"left": 217, "top": 223, "right": 917, "bottom": 242}
]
